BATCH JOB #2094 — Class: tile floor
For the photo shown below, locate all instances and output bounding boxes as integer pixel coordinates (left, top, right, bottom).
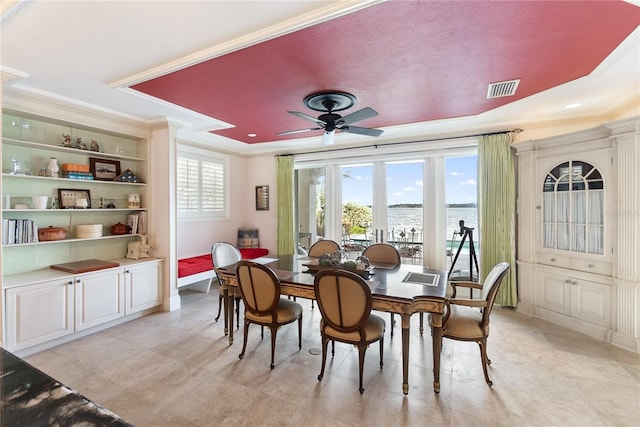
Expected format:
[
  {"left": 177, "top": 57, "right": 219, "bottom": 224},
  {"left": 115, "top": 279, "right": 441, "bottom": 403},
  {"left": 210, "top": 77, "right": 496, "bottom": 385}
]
[{"left": 26, "top": 288, "right": 640, "bottom": 427}]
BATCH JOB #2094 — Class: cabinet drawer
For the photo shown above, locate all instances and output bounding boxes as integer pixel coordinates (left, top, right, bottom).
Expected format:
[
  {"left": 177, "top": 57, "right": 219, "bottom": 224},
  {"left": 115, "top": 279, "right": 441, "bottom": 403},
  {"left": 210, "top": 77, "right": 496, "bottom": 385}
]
[
  {"left": 571, "top": 258, "right": 611, "bottom": 276},
  {"left": 536, "top": 253, "right": 571, "bottom": 269}
]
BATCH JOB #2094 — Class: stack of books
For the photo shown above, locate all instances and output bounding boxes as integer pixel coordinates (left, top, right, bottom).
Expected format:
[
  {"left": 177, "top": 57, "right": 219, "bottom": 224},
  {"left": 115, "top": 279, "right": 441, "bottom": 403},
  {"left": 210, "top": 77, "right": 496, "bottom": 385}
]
[
  {"left": 2, "top": 219, "right": 38, "bottom": 244},
  {"left": 62, "top": 163, "right": 94, "bottom": 180},
  {"left": 127, "top": 212, "right": 147, "bottom": 234}
]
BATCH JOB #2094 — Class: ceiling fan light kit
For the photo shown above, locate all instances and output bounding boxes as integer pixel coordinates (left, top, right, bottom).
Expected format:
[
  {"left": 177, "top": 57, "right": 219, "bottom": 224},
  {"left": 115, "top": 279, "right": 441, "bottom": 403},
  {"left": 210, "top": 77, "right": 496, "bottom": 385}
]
[{"left": 278, "top": 91, "right": 383, "bottom": 144}]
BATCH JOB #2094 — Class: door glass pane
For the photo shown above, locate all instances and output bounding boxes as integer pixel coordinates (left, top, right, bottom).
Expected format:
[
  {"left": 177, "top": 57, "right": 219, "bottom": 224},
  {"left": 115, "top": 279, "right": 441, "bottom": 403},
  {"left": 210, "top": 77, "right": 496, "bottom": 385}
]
[
  {"left": 341, "top": 165, "right": 373, "bottom": 256},
  {"left": 295, "top": 167, "right": 325, "bottom": 253},
  {"left": 445, "top": 155, "right": 478, "bottom": 275},
  {"left": 386, "top": 161, "right": 423, "bottom": 264}
]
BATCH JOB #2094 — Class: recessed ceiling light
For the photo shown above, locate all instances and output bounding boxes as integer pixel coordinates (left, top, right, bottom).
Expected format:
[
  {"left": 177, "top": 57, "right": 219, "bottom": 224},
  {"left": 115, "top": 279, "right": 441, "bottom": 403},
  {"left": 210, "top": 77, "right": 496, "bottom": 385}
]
[
  {"left": 247, "top": 133, "right": 256, "bottom": 137},
  {"left": 565, "top": 103, "right": 583, "bottom": 109}
]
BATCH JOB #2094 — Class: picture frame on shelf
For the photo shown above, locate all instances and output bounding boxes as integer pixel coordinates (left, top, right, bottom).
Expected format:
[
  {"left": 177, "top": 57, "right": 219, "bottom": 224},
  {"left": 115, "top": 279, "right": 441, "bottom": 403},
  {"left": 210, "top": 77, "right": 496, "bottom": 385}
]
[
  {"left": 255, "top": 185, "right": 269, "bottom": 211},
  {"left": 58, "top": 188, "right": 91, "bottom": 209},
  {"left": 89, "top": 157, "right": 120, "bottom": 181}
]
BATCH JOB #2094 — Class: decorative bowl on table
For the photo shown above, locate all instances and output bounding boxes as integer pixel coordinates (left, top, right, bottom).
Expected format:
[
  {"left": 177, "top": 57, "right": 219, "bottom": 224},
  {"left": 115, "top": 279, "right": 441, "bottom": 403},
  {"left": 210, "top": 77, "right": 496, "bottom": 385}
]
[{"left": 303, "top": 257, "right": 375, "bottom": 278}]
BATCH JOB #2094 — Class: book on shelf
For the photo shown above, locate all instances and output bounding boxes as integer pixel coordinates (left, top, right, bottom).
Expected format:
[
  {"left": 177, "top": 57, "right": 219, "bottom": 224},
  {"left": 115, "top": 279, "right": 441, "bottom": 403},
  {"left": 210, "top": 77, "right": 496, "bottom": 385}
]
[
  {"left": 2, "top": 218, "right": 38, "bottom": 245},
  {"left": 61, "top": 171, "right": 94, "bottom": 180},
  {"left": 126, "top": 212, "right": 147, "bottom": 235},
  {"left": 127, "top": 214, "right": 139, "bottom": 235}
]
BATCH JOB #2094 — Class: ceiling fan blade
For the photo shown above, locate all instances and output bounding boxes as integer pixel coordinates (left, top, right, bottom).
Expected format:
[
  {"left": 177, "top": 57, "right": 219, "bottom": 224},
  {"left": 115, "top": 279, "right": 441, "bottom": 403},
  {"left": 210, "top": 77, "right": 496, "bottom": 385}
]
[
  {"left": 288, "top": 111, "right": 326, "bottom": 126},
  {"left": 339, "top": 107, "right": 378, "bottom": 125},
  {"left": 342, "top": 125, "right": 384, "bottom": 137},
  {"left": 276, "top": 127, "right": 321, "bottom": 136},
  {"left": 321, "top": 130, "right": 335, "bottom": 145}
]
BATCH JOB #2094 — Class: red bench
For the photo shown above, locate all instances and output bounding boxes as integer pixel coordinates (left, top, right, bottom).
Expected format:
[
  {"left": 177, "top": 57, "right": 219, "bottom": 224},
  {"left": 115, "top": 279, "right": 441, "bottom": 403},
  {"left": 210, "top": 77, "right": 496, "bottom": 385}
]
[{"left": 177, "top": 248, "right": 269, "bottom": 291}]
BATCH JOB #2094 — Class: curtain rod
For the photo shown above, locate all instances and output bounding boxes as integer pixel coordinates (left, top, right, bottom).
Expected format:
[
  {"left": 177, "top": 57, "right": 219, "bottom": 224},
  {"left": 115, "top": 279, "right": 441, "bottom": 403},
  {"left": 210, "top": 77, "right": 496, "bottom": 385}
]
[{"left": 275, "top": 128, "right": 523, "bottom": 157}]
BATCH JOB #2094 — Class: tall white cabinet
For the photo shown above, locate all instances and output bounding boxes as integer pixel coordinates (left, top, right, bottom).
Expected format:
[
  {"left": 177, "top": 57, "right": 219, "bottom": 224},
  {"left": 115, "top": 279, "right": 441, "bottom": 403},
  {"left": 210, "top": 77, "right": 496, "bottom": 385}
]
[{"left": 515, "top": 116, "right": 640, "bottom": 353}]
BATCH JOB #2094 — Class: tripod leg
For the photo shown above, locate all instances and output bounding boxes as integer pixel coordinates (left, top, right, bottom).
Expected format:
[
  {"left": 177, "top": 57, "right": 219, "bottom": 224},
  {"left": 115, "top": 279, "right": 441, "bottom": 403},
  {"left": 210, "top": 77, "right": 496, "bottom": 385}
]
[{"left": 447, "top": 233, "right": 468, "bottom": 279}]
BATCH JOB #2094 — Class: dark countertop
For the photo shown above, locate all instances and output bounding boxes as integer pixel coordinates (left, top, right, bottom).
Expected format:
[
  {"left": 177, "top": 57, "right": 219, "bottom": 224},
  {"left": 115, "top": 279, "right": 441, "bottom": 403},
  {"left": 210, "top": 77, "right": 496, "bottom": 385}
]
[{"left": 1, "top": 347, "right": 132, "bottom": 426}]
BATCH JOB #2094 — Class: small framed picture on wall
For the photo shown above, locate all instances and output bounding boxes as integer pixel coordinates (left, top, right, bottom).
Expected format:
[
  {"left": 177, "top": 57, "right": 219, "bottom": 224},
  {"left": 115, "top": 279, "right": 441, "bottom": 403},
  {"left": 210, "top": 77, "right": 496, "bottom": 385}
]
[{"left": 256, "top": 185, "right": 269, "bottom": 211}]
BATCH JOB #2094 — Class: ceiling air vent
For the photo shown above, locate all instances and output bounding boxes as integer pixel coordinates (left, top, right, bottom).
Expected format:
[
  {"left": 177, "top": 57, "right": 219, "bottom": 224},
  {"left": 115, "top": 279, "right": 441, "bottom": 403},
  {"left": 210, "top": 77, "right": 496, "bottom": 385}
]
[{"left": 486, "top": 79, "right": 520, "bottom": 99}]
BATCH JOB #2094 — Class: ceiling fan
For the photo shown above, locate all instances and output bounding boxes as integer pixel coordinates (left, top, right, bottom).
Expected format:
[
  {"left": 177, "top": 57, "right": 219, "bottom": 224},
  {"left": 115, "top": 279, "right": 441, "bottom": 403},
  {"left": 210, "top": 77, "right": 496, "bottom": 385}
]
[{"left": 277, "top": 91, "right": 383, "bottom": 145}]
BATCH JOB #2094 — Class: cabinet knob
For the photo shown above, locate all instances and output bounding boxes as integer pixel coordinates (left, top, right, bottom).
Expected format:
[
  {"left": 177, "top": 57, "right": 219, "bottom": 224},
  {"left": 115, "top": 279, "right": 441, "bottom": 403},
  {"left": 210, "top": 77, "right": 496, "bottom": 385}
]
[
  {"left": 76, "top": 279, "right": 81, "bottom": 283},
  {"left": 68, "top": 281, "right": 73, "bottom": 285},
  {"left": 588, "top": 264, "right": 594, "bottom": 268},
  {"left": 550, "top": 258, "right": 556, "bottom": 262},
  {"left": 125, "top": 270, "right": 130, "bottom": 273},
  {"left": 572, "top": 280, "right": 578, "bottom": 285}
]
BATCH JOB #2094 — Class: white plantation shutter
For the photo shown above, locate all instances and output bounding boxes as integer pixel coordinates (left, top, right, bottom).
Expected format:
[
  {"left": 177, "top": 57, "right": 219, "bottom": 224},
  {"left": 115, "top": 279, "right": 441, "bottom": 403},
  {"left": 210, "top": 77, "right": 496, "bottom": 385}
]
[
  {"left": 202, "top": 160, "right": 224, "bottom": 213},
  {"left": 177, "top": 149, "right": 228, "bottom": 219}
]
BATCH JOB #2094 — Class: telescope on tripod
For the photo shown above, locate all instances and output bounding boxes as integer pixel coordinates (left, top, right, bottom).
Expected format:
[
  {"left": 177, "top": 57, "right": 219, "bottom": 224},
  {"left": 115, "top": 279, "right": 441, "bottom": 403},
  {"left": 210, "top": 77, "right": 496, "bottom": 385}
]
[{"left": 447, "top": 220, "right": 479, "bottom": 281}]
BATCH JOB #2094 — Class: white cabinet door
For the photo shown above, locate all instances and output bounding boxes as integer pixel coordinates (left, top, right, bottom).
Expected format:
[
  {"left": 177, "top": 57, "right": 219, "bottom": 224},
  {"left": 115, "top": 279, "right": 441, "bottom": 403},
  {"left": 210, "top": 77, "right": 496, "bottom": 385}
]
[
  {"left": 536, "top": 268, "right": 611, "bottom": 328},
  {"left": 5, "top": 279, "right": 74, "bottom": 351},
  {"left": 571, "top": 278, "right": 611, "bottom": 327},
  {"left": 124, "top": 261, "right": 162, "bottom": 315},
  {"left": 75, "top": 269, "right": 124, "bottom": 331},
  {"left": 537, "top": 270, "right": 572, "bottom": 316}
]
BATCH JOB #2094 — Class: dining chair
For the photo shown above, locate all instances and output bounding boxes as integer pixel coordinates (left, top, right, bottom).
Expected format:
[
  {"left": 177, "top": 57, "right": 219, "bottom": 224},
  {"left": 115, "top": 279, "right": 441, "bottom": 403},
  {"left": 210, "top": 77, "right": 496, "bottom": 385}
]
[
  {"left": 441, "top": 261, "right": 510, "bottom": 386},
  {"left": 235, "top": 260, "right": 303, "bottom": 369},
  {"left": 211, "top": 242, "right": 243, "bottom": 325},
  {"left": 314, "top": 268, "right": 385, "bottom": 394},
  {"left": 308, "top": 239, "right": 341, "bottom": 257},
  {"left": 362, "top": 243, "right": 402, "bottom": 336}
]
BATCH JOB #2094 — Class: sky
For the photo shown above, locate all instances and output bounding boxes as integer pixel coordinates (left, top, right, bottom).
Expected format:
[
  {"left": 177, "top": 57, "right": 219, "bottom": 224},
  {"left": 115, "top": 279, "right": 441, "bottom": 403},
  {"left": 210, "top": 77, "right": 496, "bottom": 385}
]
[{"left": 341, "top": 155, "right": 477, "bottom": 205}]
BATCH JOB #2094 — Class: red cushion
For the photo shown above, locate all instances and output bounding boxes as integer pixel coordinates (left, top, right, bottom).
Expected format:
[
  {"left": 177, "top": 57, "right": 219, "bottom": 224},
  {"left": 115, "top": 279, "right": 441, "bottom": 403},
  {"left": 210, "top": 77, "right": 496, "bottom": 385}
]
[{"left": 177, "top": 248, "right": 269, "bottom": 278}]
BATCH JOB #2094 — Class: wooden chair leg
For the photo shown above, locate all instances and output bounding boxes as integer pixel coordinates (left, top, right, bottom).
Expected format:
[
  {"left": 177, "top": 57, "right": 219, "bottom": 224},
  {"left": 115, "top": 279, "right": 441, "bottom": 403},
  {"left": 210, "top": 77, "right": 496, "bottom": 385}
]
[
  {"left": 357, "top": 344, "right": 366, "bottom": 394},
  {"left": 390, "top": 313, "right": 395, "bottom": 337},
  {"left": 318, "top": 336, "right": 329, "bottom": 381},
  {"left": 239, "top": 321, "right": 249, "bottom": 360},
  {"left": 214, "top": 294, "right": 223, "bottom": 322},
  {"left": 269, "top": 326, "right": 278, "bottom": 369},
  {"left": 478, "top": 338, "right": 493, "bottom": 386}
]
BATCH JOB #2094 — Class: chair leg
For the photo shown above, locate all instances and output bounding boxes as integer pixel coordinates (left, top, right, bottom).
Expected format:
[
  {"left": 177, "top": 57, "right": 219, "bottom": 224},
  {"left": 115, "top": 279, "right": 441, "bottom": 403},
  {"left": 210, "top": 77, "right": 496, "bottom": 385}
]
[
  {"left": 477, "top": 338, "right": 493, "bottom": 386},
  {"left": 214, "top": 294, "right": 223, "bottom": 322},
  {"left": 379, "top": 336, "right": 384, "bottom": 370},
  {"left": 419, "top": 313, "right": 424, "bottom": 336},
  {"left": 318, "top": 336, "right": 329, "bottom": 381},
  {"left": 390, "top": 313, "right": 395, "bottom": 337},
  {"left": 235, "top": 297, "right": 241, "bottom": 329},
  {"left": 357, "top": 344, "right": 367, "bottom": 394},
  {"left": 331, "top": 340, "right": 335, "bottom": 357},
  {"left": 239, "top": 321, "right": 249, "bottom": 360},
  {"left": 269, "top": 326, "right": 278, "bottom": 369},
  {"left": 298, "top": 315, "right": 303, "bottom": 350},
  {"left": 311, "top": 300, "right": 314, "bottom": 309}
]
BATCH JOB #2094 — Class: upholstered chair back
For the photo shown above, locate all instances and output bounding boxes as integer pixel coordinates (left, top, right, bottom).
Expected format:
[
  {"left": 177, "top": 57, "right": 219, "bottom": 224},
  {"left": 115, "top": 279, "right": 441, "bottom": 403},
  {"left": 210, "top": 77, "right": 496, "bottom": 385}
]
[
  {"left": 315, "top": 269, "right": 372, "bottom": 335},
  {"left": 362, "top": 243, "right": 401, "bottom": 267},
  {"left": 308, "top": 239, "right": 341, "bottom": 257},
  {"left": 212, "top": 242, "right": 242, "bottom": 269},
  {"left": 236, "top": 260, "right": 280, "bottom": 316}
]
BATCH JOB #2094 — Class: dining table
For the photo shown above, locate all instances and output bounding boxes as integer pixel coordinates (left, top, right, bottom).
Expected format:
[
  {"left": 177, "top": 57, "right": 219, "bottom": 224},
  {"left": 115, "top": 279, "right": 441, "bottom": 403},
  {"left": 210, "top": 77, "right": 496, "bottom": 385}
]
[{"left": 217, "top": 255, "right": 447, "bottom": 395}]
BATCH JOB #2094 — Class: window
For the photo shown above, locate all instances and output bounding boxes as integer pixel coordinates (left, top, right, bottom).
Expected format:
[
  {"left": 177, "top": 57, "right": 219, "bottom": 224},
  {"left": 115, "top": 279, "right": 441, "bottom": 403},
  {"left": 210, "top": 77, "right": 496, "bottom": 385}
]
[
  {"left": 542, "top": 161, "right": 604, "bottom": 254},
  {"left": 177, "top": 148, "right": 228, "bottom": 219}
]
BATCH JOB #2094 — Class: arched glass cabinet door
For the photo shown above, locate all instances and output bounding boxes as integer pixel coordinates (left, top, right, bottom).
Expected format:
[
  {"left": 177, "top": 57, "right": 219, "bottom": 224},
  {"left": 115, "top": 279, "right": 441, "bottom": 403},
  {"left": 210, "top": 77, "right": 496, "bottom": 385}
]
[{"left": 542, "top": 161, "right": 604, "bottom": 254}]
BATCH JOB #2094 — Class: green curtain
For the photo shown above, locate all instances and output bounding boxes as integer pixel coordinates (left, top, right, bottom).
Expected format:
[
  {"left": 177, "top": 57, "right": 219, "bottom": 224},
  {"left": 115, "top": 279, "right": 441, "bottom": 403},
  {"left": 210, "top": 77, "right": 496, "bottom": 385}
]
[
  {"left": 276, "top": 155, "right": 295, "bottom": 255},
  {"left": 478, "top": 132, "right": 518, "bottom": 307}
]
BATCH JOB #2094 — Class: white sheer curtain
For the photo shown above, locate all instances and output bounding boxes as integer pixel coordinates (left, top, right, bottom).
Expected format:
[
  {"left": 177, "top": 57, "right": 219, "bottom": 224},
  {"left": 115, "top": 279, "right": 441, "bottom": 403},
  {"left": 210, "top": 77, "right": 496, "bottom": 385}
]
[
  {"left": 588, "top": 190, "right": 604, "bottom": 254},
  {"left": 542, "top": 163, "right": 604, "bottom": 254},
  {"left": 557, "top": 192, "right": 570, "bottom": 250}
]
